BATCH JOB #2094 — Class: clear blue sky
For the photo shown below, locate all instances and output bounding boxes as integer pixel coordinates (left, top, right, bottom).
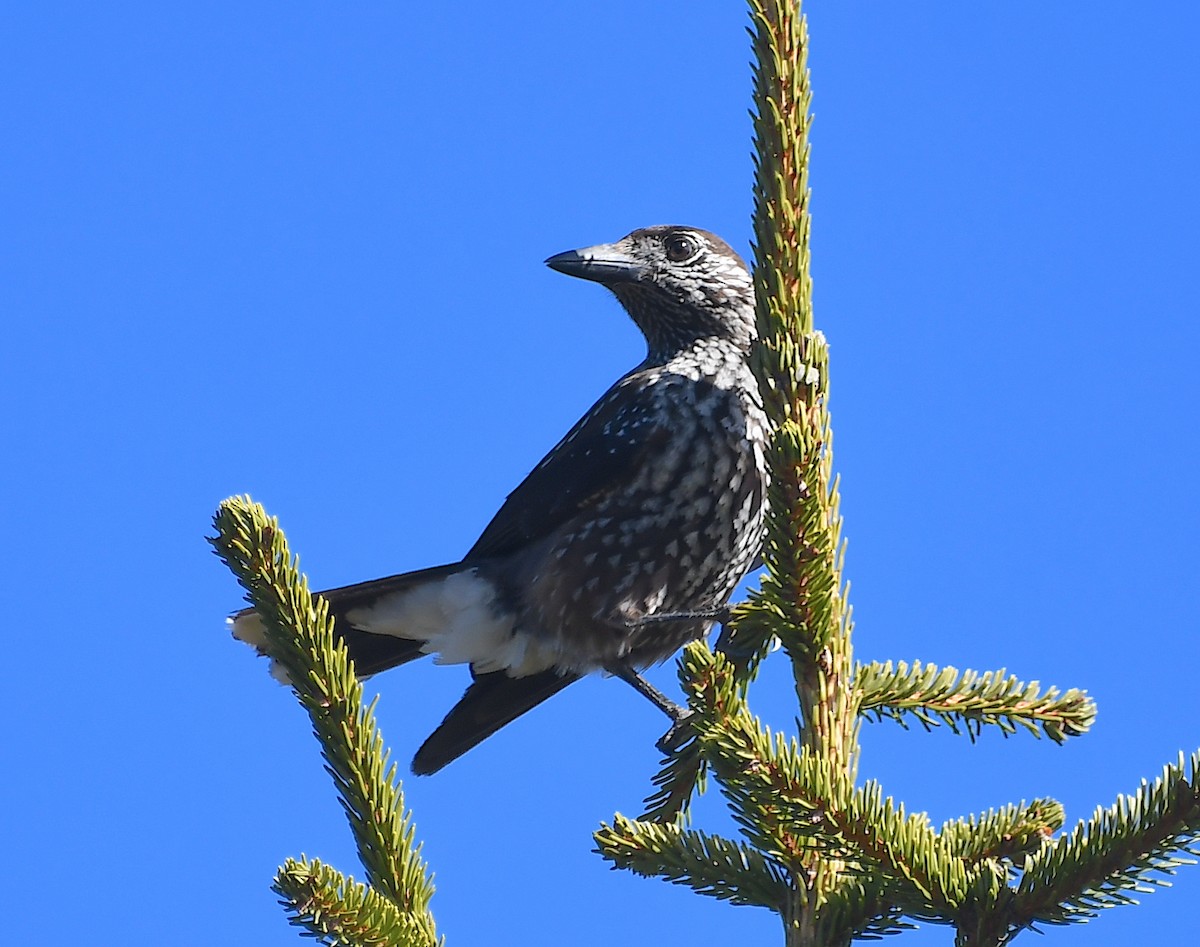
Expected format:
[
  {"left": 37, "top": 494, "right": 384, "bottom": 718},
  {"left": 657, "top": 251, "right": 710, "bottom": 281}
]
[{"left": 3, "top": 3, "right": 1198, "bottom": 944}]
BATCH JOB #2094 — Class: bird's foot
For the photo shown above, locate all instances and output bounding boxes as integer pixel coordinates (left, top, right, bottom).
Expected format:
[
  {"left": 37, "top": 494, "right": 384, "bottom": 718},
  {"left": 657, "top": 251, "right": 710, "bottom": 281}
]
[{"left": 655, "top": 710, "right": 697, "bottom": 753}]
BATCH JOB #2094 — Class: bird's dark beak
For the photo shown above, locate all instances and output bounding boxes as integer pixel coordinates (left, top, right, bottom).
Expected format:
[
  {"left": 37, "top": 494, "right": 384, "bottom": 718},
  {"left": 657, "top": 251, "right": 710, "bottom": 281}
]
[{"left": 545, "top": 244, "right": 645, "bottom": 285}]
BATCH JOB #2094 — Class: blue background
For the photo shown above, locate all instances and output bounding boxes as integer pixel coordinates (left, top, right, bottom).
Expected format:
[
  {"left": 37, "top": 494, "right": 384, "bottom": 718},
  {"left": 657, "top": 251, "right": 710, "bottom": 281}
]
[{"left": 3, "top": 3, "right": 1198, "bottom": 944}]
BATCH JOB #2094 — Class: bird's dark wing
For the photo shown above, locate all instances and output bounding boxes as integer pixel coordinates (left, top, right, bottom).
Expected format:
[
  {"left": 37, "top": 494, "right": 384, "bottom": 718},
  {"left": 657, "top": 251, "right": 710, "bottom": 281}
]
[
  {"left": 411, "top": 668, "right": 580, "bottom": 774},
  {"left": 466, "top": 371, "right": 671, "bottom": 560}
]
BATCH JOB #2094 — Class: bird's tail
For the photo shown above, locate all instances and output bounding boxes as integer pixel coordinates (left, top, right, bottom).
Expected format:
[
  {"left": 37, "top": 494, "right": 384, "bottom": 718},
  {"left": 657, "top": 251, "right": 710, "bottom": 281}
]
[
  {"left": 229, "top": 562, "right": 480, "bottom": 680},
  {"left": 230, "top": 561, "right": 579, "bottom": 773},
  {"left": 412, "top": 668, "right": 579, "bottom": 775}
]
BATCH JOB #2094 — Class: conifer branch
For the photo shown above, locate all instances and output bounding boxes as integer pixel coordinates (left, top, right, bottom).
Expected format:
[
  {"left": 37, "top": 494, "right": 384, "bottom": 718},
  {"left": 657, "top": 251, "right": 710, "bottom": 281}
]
[
  {"left": 684, "top": 643, "right": 1086, "bottom": 934},
  {"left": 680, "top": 647, "right": 966, "bottom": 920},
  {"left": 692, "top": 654, "right": 835, "bottom": 867},
  {"left": 641, "top": 730, "right": 707, "bottom": 824},
  {"left": 600, "top": 3, "right": 1200, "bottom": 944},
  {"left": 939, "top": 800, "right": 1064, "bottom": 866},
  {"left": 641, "top": 635, "right": 763, "bottom": 822},
  {"left": 1011, "top": 751, "right": 1200, "bottom": 930},
  {"left": 702, "top": 710, "right": 968, "bottom": 924},
  {"left": 595, "top": 815, "right": 793, "bottom": 911},
  {"left": 857, "top": 661, "right": 1096, "bottom": 742},
  {"left": 210, "top": 496, "right": 438, "bottom": 946},
  {"left": 274, "top": 857, "right": 438, "bottom": 947},
  {"left": 821, "top": 874, "right": 915, "bottom": 941},
  {"left": 639, "top": 668, "right": 711, "bottom": 822},
  {"left": 746, "top": 0, "right": 852, "bottom": 673},
  {"left": 745, "top": 4, "right": 861, "bottom": 938}
]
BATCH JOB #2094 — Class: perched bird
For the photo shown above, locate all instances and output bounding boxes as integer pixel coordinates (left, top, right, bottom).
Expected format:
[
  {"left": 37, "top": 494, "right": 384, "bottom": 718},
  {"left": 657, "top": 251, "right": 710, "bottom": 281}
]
[{"left": 233, "top": 225, "right": 768, "bottom": 774}]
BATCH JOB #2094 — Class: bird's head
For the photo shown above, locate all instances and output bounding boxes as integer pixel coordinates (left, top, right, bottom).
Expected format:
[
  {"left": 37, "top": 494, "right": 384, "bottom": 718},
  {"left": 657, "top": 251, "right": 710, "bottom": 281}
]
[{"left": 546, "top": 226, "right": 756, "bottom": 359}]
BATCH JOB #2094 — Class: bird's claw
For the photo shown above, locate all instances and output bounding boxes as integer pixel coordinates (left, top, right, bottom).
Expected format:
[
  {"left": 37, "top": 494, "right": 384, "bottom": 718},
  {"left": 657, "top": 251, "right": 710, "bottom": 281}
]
[{"left": 655, "top": 709, "right": 697, "bottom": 753}]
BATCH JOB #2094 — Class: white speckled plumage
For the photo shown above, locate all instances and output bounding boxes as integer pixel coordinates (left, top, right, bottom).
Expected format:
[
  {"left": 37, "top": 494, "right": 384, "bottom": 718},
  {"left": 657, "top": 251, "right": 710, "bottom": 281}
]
[{"left": 230, "top": 226, "right": 769, "bottom": 774}]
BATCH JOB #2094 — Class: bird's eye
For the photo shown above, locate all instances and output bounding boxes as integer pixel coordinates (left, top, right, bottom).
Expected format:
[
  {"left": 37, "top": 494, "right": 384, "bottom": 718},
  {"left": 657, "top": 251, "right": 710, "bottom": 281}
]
[{"left": 663, "top": 232, "right": 700, "bottom": 263}]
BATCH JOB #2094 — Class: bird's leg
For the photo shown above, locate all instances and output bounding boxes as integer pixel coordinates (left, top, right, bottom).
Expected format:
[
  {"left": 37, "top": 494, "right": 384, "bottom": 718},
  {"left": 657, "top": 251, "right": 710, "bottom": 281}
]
[
  {"left": 606, "top": 662, "right": 695, "bottom": 753},
  {"left": 714, "top": 617, "right": 758, "bottom": 659},
  {"left": 608, "top": 663, "right": 686, "bottom": 719},
  {"left": 629, "top": 605, "right": 731, "bottom": 627},
  {"left": 603, "top": 606, "right": 734, "bottom": 751}
]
